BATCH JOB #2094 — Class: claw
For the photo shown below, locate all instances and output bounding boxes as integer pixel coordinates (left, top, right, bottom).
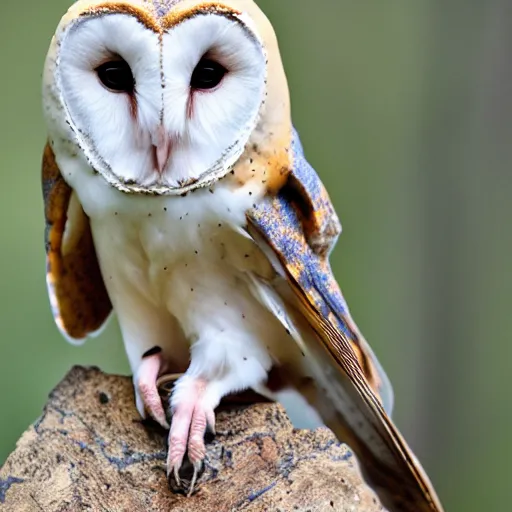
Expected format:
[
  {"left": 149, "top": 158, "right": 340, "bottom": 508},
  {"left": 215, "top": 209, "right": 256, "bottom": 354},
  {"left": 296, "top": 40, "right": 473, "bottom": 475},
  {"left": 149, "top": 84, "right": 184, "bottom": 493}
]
[
  {"left": 173, "top": 465, "right": 181, "bottom": 487},
  {"left": 187, "top": 461, "right": 203, "bottom": 497}
]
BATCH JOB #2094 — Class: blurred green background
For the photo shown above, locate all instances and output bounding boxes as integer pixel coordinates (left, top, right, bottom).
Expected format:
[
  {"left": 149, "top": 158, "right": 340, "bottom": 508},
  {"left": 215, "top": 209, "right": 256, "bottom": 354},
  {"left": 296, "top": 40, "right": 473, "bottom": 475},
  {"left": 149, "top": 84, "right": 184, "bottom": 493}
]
[{"left": 1, "top": 1, "right": 511, "bottom": 510}]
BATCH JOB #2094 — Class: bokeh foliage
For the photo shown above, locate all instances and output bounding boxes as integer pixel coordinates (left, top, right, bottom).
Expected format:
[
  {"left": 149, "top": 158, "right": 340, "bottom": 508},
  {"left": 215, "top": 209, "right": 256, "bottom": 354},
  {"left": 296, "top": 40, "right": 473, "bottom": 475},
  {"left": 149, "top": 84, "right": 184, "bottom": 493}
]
[{"left": 1, "top": 1, "right": 511, "bottom": 511}]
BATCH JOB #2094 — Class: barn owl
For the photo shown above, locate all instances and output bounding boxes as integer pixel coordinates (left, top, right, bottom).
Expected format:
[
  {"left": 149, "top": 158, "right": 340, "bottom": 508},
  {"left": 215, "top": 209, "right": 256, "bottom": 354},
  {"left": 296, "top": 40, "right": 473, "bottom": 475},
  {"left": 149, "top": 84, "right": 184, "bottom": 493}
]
[{"left": 41, "top": 1, "right": 444, "bottom": 510}]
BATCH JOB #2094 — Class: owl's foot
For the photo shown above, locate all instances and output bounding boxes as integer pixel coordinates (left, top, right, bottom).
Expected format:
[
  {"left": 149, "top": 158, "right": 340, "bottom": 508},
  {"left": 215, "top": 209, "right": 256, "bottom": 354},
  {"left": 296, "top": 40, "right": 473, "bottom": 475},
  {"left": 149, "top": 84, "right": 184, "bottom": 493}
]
[
  {"left": 167, "top": 377, "right": 216, "bottom": 496},
  {"left": 134, "top": 351, "right": 169, "bottom": 429}
]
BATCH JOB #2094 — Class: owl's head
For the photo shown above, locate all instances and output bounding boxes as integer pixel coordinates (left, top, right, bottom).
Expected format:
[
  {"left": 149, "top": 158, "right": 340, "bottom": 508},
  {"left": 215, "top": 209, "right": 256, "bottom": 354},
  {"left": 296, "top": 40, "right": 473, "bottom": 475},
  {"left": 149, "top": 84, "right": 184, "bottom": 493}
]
[{"left": 43, "top": 0, "right": 290, "bottom": 195}]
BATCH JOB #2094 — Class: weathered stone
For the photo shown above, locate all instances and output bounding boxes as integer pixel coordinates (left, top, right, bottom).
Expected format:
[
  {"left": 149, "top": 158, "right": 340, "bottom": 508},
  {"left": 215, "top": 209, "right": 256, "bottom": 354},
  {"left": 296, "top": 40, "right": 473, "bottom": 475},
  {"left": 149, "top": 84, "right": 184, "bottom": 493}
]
[{"left": 0, "top": 366, "right": 383, "bottom": 511}]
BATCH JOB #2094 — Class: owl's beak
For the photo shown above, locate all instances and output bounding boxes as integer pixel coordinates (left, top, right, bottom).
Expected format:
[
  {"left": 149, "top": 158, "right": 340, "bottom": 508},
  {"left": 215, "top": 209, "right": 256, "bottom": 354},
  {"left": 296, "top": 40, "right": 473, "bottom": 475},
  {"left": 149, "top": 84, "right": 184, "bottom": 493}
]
[{"left": 152, "top": 126, "right": 171, "bottom": 175}]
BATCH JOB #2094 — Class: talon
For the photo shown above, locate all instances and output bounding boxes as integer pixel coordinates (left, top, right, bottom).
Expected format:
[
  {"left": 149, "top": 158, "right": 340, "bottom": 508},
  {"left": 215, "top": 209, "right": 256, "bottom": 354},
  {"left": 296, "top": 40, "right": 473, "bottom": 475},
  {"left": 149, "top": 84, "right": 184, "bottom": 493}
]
[
  {"left": 173, "top": 465, "right": 181, "bottom": 487},
  {"left": 167, "top": 437, "right": 186, "bottom": 487},
  {"left": 187, "top": 461, "right": 204, "bottom": 497}
]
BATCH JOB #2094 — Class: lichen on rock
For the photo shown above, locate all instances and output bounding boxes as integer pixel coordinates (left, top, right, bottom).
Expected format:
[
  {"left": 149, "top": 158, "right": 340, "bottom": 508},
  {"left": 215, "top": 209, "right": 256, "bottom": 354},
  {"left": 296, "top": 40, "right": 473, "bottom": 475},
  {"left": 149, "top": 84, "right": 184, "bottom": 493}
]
[{"left": 0, "top": 366, "right": 383, "bottom": 511}]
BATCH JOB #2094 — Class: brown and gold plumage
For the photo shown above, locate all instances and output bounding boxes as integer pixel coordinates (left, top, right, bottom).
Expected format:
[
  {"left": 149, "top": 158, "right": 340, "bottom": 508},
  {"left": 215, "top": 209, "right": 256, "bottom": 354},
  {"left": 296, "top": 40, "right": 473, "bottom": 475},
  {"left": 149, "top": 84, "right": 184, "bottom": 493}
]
[
  {"left": 246, "top": 132, "right": 442, "bottom": 509},
  {"left": 42, "top": 144, "right": 112, "bottom": 342}
]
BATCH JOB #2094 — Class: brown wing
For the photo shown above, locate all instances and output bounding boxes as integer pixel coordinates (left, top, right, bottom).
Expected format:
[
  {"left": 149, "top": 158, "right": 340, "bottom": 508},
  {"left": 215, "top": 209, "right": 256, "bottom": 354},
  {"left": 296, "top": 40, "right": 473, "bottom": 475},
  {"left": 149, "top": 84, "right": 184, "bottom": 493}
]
[
  {"left": 246, "top": 130, "right": 444, "bottom": 512},
  {"left": 42, "top": 143, "right": 112, "bottom": 343},
  {"left": 286, "top": 273, "right": 443, "bottom": 512},
  {"left": 252, "top": 129, "right": 395, "bottom": 414},
  {"left": 247, "top": 199, "right": 444, "bottom": 512}
]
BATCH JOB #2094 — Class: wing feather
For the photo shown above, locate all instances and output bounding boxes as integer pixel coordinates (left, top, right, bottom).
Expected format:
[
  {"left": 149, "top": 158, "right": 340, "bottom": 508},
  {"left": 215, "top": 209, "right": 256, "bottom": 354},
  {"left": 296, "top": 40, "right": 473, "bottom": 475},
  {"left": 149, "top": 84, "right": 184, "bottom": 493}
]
[
  {"left": 251, "top": 129, "right": 394, "bottom": 412},
  {"left": 42, "top": 143, "right": 112, "bottom": 342},
  {"left": 244, "top": 129, "right": 444, "bottom": 512}
]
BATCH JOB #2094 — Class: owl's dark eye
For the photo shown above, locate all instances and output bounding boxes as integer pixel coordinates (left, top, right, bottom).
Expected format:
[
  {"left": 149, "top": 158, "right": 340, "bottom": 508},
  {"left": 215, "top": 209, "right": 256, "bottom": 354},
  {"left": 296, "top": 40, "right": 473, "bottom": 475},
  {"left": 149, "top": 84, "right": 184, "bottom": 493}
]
[
  {"left": 96, "top": 60, "right": 134, "bottom": 93},
  {"left": 190, "top": 58, "right": 227, "bottom": 90}
]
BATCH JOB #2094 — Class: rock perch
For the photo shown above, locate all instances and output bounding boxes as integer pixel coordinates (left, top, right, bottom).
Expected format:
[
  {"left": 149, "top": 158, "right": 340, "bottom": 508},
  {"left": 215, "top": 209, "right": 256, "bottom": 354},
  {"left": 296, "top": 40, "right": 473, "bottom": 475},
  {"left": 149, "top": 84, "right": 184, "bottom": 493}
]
[{"left": 0, "top": 366, "right": 384, "bottom": 511}]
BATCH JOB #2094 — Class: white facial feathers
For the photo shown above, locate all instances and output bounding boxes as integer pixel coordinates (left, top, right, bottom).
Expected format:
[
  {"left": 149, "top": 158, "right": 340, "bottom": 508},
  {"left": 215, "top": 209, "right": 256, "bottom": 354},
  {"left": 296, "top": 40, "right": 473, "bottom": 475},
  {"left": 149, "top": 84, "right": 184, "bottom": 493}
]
[
  {"left": 55, "top": 12, "right": 267, "bottom": 193},
  {"left": 162, "top": 15, "right": 266, "bottom": 187},
  {"left": 60, "top": 15, "right": 162, "bottom": 185}
]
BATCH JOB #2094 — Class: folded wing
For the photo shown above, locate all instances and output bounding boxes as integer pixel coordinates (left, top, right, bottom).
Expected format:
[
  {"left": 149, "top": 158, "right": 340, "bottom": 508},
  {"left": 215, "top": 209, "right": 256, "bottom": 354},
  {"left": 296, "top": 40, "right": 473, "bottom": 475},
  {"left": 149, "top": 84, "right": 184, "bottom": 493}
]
[
  {"left": 42, "top": 143, "right": 112, "bottom": 343},
  {"left": 244, "top": 129, "right": 443, "bottom": 512}
]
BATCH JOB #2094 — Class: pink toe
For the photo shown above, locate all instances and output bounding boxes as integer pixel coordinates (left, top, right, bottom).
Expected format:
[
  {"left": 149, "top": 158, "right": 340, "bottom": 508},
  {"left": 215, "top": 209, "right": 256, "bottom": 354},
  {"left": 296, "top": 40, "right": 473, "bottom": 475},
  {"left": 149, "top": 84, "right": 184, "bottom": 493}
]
[
  {"left": 166, "top": 377, "right": 218, "bottom": 478},
  {"left": 188, "top": 407, "right": 209, "bottom": 463},
  {"left": 136, "top": 353, "right": 169, "bottom": 428},
  {"left": 168, "top": 402, "right": 194, "bottom": 468}
]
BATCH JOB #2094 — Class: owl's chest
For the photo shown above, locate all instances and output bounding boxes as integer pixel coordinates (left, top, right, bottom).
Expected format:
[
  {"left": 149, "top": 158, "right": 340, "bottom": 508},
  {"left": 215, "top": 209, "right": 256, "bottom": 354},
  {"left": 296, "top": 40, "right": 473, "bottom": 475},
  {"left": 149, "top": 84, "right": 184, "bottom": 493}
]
[{"left": 87, "top": 183, "right": 272, "bottom": 315}]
